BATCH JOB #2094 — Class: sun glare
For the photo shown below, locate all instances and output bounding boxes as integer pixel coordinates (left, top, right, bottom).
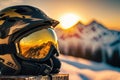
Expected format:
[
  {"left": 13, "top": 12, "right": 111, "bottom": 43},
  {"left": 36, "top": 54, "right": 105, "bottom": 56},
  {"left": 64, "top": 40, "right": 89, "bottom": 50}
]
[{"left": 59, "top": 13, "right": 80, "bottom": 29}]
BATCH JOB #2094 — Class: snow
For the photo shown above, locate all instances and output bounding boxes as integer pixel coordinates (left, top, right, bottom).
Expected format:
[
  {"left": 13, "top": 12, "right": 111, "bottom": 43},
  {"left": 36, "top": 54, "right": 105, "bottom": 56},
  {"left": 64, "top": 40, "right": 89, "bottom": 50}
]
[
  {"left": 55, "top": 20, "right": 120, "bottom": 56},
  {"left": 55, "top": 21, "right": 120, "bottom": 67},
  {"left": 59, "top": 54, "right": 120, "bottom": 80}
]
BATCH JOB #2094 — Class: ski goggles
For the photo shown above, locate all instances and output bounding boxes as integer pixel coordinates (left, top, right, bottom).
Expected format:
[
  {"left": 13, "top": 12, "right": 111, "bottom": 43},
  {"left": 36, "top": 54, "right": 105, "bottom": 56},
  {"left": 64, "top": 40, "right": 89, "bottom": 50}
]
[{"left": 15, "top": 28, "right": 58, "bottom": 61}]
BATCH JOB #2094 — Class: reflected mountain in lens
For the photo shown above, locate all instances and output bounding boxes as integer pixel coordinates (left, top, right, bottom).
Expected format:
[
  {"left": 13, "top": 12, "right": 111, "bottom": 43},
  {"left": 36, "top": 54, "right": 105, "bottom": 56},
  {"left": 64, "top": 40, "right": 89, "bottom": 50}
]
[{"left": 22, "top": 41, "right": 53, "bottom": 59}]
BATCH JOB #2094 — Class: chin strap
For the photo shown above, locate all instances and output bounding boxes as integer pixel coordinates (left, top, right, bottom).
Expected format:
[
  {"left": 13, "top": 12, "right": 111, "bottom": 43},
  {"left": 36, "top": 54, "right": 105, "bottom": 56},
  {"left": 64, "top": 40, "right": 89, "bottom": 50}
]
[
  {"left": 19, "top": 56, "right": 61, "bottom": 75},
  {"left": 20, "top": 61, "right": 52, "bottom": 76}
]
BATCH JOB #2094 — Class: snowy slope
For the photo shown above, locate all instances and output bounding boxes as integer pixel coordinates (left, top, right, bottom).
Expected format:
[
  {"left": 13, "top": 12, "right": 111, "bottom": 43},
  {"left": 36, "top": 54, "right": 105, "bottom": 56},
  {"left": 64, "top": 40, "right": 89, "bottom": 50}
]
[{"left": 59, "top": 55, "right": 120, "bottom": 80}]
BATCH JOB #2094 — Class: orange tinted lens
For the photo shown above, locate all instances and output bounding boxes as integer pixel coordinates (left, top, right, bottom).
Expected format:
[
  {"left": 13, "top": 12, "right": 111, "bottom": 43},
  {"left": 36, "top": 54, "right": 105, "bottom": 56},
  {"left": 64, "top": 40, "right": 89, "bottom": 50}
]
[{"left": 19, "top": 28, "right": 58, "bottom": 59}]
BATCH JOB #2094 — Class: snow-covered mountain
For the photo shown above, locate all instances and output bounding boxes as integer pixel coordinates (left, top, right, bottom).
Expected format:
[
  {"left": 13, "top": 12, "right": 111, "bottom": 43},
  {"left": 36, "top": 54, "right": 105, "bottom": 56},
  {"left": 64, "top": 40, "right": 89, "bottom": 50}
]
[{"left": 55, "top": 20, "right": 120, "bottom": 67}]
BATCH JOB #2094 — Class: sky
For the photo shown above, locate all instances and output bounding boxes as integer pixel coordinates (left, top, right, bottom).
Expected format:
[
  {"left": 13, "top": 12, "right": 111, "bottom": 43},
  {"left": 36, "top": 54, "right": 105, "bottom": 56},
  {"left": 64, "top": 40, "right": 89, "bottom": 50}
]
[{"left": 0, "top": 0, "right": 120, "bottom": 30}]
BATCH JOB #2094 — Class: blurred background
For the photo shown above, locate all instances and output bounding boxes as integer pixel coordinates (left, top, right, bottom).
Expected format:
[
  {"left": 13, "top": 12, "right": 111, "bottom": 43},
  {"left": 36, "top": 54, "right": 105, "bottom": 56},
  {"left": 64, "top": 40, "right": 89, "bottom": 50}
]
[{"left": 0, "top": 0, "right": 120, "bottom": 80}]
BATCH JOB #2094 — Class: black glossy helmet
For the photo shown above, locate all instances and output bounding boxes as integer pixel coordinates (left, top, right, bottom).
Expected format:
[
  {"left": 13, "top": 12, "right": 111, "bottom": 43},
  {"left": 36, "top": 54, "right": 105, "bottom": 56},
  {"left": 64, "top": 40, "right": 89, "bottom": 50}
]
[
  {"left": 0, "top": 5, "right": 59, "bottom": 39},
  {"left": 0, "top": 5, "right": 61, "bottom": 75}
]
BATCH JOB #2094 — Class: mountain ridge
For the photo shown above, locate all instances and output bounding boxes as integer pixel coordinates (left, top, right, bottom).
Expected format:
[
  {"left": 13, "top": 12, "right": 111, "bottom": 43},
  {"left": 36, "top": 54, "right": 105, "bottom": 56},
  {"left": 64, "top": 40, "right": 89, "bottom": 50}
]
[{"left": 55, "top": 20, "right": 120, "bottom": 67}]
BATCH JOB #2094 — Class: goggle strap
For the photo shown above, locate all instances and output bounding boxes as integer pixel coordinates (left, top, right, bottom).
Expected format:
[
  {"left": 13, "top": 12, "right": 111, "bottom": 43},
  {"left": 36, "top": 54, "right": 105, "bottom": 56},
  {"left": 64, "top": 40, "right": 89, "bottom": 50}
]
[{"left": 20, "top": 61, "right": 52, "bottom": 75}]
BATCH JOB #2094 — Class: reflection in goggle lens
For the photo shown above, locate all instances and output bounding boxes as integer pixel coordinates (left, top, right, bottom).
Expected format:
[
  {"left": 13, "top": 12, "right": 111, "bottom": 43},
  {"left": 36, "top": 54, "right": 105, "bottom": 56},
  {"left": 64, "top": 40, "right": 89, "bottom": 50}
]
[{"left": 19, "top": 28, "right": 57, "bottom": 59}]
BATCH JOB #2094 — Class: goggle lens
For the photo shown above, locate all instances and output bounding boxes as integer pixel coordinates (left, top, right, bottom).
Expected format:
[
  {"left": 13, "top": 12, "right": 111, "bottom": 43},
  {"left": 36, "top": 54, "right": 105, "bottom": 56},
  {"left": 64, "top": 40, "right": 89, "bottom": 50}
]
[{"left": 19, "top": 28, "right": 57, "bottom": 60}]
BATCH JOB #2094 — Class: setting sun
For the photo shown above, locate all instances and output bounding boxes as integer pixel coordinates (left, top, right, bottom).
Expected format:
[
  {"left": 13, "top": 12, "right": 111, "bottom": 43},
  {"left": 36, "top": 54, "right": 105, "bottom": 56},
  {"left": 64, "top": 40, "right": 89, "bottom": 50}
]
[{"left": 59, "top": 13, "right": 80, "bottom": 29}]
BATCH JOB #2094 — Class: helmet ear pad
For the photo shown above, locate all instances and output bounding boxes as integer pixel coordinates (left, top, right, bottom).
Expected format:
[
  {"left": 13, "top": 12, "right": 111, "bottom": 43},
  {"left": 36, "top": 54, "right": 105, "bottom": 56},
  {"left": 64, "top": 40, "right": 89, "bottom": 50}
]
[{"left": 50, "top": 56, "right": 61, "bottom": 74}]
